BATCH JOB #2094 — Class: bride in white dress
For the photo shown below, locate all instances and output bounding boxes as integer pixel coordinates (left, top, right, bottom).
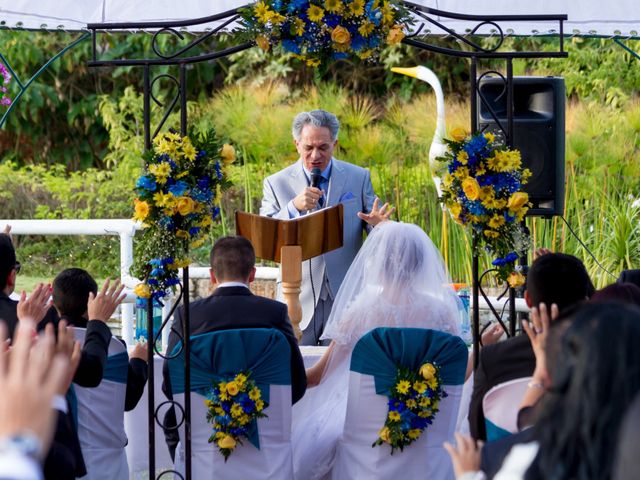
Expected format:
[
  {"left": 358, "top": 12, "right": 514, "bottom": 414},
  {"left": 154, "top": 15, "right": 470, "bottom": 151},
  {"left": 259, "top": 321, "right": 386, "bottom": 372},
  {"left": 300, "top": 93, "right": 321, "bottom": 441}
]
[{"left": 292, "top": 221, "right": 462, "bottom": 480}]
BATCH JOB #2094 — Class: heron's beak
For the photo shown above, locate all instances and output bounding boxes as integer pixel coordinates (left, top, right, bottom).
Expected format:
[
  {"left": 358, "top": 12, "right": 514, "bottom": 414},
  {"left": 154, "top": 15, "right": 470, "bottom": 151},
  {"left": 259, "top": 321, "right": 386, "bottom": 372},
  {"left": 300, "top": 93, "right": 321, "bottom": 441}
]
[{"left": 391, "top": 66, "right": 419, "bottom": 79}]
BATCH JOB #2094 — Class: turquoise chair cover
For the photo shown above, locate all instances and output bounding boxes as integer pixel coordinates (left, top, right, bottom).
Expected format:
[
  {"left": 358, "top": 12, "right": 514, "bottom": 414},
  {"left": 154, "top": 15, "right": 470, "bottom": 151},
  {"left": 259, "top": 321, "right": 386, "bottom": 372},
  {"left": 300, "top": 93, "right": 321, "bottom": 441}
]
[
  {"left": 168, "top": 328, "right": 292, "bottom": 449},
  {"left": 103, "top": 351, "right": 129, "bottom": 384}
]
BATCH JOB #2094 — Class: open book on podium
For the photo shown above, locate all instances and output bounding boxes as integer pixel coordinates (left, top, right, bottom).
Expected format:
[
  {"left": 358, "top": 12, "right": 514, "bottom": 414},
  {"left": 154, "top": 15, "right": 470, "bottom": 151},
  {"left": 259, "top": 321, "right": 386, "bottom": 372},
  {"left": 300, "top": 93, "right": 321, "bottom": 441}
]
[{"left": 236, "top": 204, "right": 344, "bottom": 340}]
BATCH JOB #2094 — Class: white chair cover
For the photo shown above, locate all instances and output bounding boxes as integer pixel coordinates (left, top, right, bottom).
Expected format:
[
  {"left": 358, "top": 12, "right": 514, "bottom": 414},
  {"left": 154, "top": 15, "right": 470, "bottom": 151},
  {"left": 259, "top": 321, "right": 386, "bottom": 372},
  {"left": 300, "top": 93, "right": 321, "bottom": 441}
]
[
  {"left": 332, "top": 372, "right": 463, "bottom": 480},
  {"left": 482, "top": 377, "right": 532, "bottom": 441},
  {"left": 173, "top": 384, "right": 293, "bottom": 480},
  {"left": 73, "top": 328, "right": 129, "bottom": 480}
]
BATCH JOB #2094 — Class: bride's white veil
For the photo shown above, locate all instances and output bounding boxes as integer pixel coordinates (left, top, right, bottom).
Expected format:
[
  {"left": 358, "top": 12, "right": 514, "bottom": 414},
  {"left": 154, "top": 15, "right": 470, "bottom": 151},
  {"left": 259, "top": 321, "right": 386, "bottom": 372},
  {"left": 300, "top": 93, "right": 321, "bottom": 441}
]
[{"left": 321, "top": 220, "right": 461, "bottom": 345}]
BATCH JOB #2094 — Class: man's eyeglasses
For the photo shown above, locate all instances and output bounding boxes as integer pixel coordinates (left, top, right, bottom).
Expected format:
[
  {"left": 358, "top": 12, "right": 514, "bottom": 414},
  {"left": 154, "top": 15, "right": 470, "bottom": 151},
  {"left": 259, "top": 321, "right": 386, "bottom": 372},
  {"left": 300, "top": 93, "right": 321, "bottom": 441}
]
[{"left": 14, "top": 261, "right": 21, "bottom": 274}]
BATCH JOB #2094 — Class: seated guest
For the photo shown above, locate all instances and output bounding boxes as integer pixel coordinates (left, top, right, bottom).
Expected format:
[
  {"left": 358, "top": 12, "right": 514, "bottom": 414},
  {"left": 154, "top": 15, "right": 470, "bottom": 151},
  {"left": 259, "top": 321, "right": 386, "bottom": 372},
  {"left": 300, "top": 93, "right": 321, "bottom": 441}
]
[
  {"left": 447, "top": 301, "right": 640, "bottom": 480},
  {"left": 52, "top": 268, "right": 148, "bottom": 480},
  {"left": 590, "top": 282, "right": 640, "bottom": 306},
  {"left": 162, "top": 236, "right": 307, "bottom": 457},
  {"left": 468, "top": 253, "right": 594, "bottom": 441}
]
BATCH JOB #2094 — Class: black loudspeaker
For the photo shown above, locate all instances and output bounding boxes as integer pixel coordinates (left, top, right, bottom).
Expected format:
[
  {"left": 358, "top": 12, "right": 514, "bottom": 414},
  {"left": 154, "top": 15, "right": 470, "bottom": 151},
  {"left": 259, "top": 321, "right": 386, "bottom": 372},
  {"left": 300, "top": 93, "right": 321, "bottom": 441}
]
[{"left": 477, "top": 76, "right": 565, "bottom": 217}]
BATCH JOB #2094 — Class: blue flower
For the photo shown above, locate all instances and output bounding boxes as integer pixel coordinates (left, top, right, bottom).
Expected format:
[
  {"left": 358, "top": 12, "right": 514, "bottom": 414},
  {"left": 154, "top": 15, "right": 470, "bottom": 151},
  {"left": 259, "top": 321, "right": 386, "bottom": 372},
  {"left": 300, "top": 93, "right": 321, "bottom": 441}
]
[
  {"left": 168, "top": 180, "right": 188, "bottom": 196},
  {"left": 150, "top": 268, "right": 164, "bottom": 277},
  {"left": 198, "top": 176, "right": 211, "bottom": 190},
  {"left": 240, "top": 397, "right": 255, "bottom": 413},
  {"left": 214, "top": 161, "right": 223, "bottom": 180},
  {"left": 196, "top": 150, "right": 207, "bottom": 160},
  {"left": 158, "top": 216, "right": 175, "bottom": 230},
  {"left": 282, "top": 39, "right": 302, "bottom": 54},
  {"left": 189, "top": 227, "right": 201, "bottom": 236},
  {"left": 324, "top": 14, "right": 340, "bottom": 28},
  {"left": 136, "top": 175, "right": 157, "bottom": 192},
  {"left": 351, "top": 35, "right": 366, "bottom": 52},
  {"left": 149, "top": 258, "right": 163, "bottom": 267},
  {"left": 332, "top": 52, "right": 348, "bottom": 60},
  {"left": 288, "top": 0, "right": 308, "bottom": 13},
  {"left": 166, "top": 277, "right": 180, "bottom": 287}
]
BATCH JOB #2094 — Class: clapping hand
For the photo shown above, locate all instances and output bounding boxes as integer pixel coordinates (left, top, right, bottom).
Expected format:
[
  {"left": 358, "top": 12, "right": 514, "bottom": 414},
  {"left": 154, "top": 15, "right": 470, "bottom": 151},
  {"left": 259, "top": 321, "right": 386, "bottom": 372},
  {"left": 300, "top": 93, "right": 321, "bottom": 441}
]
[
  {"left": 522, "top": 302, "right": 559, "bottom": 388},
  {"left": 16, "top": 283, "right": 52, "bottom": 324},
  {"left": 87, "top": 278, "right": 126, "bottom": 323},
  {"left": 443, "top": 433, "right": 484, "bottom": 479},
  {"left": 357, "top": 198, "right": 395, "bottom": 227}
]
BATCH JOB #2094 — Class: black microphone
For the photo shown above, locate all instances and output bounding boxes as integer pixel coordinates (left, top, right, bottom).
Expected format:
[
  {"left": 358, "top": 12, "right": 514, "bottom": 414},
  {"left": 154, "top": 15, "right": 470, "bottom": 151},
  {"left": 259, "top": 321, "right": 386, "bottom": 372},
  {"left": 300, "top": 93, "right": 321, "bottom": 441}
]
[{"left": 310, "top": 167, "right": 322, "bottom": 188}]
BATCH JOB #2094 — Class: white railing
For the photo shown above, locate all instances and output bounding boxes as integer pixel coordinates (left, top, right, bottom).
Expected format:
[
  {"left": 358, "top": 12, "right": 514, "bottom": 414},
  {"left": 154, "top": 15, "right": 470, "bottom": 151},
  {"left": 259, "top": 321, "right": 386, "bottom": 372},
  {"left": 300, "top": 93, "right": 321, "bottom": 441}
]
[{"left": 1, "top": 218, "right": 528, "bottom": 345}]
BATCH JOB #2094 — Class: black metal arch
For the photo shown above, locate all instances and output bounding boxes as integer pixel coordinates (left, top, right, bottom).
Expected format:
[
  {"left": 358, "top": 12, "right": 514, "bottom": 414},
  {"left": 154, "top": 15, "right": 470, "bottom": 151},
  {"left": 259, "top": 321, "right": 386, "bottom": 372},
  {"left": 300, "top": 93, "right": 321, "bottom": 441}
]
[{"left": 86, "top": 5, "right": 567, "bottom": 478}]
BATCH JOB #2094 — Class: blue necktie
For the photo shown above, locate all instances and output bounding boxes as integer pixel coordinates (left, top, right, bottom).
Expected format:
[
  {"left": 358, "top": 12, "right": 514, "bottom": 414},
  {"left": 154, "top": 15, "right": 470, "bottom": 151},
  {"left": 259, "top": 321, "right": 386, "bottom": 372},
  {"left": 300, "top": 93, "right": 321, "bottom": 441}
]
[{"left": 317, "top": 177, "right": 327, "bottom": 207}]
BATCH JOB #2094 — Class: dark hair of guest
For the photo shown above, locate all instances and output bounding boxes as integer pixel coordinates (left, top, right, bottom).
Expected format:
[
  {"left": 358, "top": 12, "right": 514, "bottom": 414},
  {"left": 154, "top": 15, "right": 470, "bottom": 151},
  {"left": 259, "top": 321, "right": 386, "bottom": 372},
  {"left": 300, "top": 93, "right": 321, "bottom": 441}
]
[
  {"left": 591, "top": 283, "right": 640, "bottom": 307},
  {"left": 209, "top": 236, "right": 255, "bottom": 280},
  {"left": 52, "top": 268, "right": 98, "bottom": 318},
  {"left": 0, "top": 234, "right": 16, "bottom": 290}
]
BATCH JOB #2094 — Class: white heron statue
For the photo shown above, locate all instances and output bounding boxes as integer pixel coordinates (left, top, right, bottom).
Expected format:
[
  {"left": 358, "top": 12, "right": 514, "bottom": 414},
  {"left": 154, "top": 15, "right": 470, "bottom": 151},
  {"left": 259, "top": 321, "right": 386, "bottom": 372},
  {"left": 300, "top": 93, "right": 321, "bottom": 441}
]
[{"left": 391, "top": 66, "right": 447, "bottom": 198}]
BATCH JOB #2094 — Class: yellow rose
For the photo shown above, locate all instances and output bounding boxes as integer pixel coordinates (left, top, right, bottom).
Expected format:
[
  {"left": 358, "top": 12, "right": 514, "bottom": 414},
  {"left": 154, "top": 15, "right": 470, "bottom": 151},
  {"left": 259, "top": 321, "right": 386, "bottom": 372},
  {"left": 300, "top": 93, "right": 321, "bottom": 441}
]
[
  {"left": 507, "top": 192, "right": 529, "bottom": 211},
  {"left": 133, "top": 283, "right": 151, "bottom": 299},
  {"left": 387, "top": 25, "right": 405, "bottom": 45},
  {"left": 331, "top": 26, "right": 351, "bottom": 45},
  {"left": 226, "top": 381, "right": 239, "bottom": 396},
  {"left": 220, "top": 143, "right": 236, "bottom": 165},
  {"left": 133, "top": 199, "right": 150, "bottom": 222},
  {"left": 419, "top": 363, "right": 436, "bottom": 381},
  {"left": 379, "top": 426, "right": 391, "bottom": 443},
  {"left": 508, "top": 271, "right": 526, "bottom": 288},
  {"left": 450, "top": 127, "right": 468, "bottom": 142},
  {"left": 462, "top": 177, "right": 480, "bottom": 201},
  {"left": 217, "top": 435, "right": 236, "bottom": 450},
  {"left": 176, "top": 196, "right": 195, "bottom": 216},
  {"left": 256, "top": 35, "right": 270, "bottom": 52}
]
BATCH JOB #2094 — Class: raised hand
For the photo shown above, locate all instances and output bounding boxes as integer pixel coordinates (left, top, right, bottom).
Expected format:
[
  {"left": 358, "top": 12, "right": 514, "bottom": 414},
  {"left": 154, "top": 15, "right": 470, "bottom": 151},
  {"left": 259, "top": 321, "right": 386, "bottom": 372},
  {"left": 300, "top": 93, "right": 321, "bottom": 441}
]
[
  {"left": 357, "top": 197, "right": 395, "bottom": 227},
  {"left": 443, "top": 433, "right": 484, "bottom": 478},
  {"left": 130, "top": 340, "right": 149, "bottom": 362},
  {"left": 522, "top": 302, "right": 559, "bottom": 388},
  {"left": 87, "top": 278, "right": 126, "bottom": 323},
  {"left": 16, "top": 283, "right": 52, "bottom": 323},
  {"left": 293, "top": 187, "right": 324, "bottom": 212},
  {"left": 481, "top": 322, "right": 505, "bottom": 347}
]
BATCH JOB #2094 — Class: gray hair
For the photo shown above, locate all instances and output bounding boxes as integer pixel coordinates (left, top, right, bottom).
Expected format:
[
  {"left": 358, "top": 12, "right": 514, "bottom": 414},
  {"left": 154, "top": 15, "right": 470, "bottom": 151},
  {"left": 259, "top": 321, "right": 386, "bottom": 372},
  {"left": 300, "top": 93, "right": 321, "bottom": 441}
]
[{"left": 291, "top": 110, "right": 340, "bottom": 142}]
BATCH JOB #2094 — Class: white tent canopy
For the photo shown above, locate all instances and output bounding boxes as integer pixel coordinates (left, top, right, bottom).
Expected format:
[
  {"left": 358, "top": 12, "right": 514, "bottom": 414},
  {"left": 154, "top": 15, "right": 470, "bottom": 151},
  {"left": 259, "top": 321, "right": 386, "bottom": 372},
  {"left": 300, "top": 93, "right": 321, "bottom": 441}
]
[{"left": 0, "top": 0, "right": 638, "bottom": 38}]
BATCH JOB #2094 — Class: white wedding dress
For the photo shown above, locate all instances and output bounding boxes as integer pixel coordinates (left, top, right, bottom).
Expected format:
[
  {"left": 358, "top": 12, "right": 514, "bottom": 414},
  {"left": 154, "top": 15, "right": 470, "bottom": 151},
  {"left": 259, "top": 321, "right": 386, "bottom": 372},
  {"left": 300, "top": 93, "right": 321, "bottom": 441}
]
[{"left": 290, "top": 221, "right": 462, "bottom": 480}]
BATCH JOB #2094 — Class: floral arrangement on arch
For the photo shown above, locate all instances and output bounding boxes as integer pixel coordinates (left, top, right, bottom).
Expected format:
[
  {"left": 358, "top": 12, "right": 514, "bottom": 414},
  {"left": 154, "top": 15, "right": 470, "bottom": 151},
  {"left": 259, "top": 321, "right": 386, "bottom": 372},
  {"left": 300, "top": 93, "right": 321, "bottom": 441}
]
[
  {"left": 436, "top": 129, "right": 532, "bottom": 286},
  {"left": 241, "top": 0, "right": 412, "bottom": 67},
  {"left": 0, "top": 63, "right": 12, "bottom": 107},
  {"left": 373, "top": 362, "right": 446, "bottom": 452},
  {"left": 131, "top": 129, "right": 235, "bottom": 300},
  {"left": 205, "top": 372, "right": 268, "bottom": 461}
]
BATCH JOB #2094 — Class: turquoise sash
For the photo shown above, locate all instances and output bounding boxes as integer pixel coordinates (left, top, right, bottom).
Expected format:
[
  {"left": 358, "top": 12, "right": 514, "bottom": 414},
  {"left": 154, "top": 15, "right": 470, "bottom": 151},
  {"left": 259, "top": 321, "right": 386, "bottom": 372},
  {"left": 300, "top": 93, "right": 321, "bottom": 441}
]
[
  {"left": 168, "top": 328, "right": 292, "bottom": 449},
  {"left": 350, "top": 327, "right": 468, "bottom": 396},
  {"left": 485, "top": 419, "right": 512, "bottom": 442},
  {"left": 103, "top": 351, "right": 129, "bottom": 384}
]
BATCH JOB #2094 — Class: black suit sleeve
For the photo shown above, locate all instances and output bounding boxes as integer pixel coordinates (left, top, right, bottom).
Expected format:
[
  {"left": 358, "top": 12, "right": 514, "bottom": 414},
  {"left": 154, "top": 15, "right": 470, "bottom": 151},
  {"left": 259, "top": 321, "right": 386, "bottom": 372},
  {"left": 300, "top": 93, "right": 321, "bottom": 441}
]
[
  {"left": 469, "top": 348, "right": 491, "bottom": 441},
  {"left": 275, "top": 308, "right": 307, "bottom": 404},
  {"left": 125, "top": 358, "right": 148, "bottom": 411},
  {"left": 43, "top": 410, "right": 83, "bottom": 480},
  {"left": 73, "top": 320, "right": 112, "bottom": 388}
]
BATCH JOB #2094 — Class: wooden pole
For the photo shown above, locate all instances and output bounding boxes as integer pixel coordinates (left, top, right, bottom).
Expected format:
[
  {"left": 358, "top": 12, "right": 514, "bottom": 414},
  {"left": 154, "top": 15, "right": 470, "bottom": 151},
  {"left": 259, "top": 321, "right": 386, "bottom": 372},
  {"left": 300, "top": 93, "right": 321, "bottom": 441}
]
[{"left": 281, "top": 245, "right": 303, "bottom": 340}]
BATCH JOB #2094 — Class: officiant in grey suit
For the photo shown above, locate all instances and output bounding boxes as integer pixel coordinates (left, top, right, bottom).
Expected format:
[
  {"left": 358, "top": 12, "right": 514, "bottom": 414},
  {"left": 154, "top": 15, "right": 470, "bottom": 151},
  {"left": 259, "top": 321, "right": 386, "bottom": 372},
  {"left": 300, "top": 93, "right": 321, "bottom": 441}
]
[{"left": 260, "top": 109, "right": 392, "bottom": 345}]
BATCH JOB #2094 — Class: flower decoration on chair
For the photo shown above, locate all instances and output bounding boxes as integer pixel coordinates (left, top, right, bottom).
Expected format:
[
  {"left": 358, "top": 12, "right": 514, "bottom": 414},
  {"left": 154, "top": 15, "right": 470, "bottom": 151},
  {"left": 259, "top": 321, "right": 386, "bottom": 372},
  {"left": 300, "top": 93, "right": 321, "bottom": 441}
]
[
  {"left": 0, "top": 63, "right": 12, "bottom": 107},
  {"left": 130, "top": 129, "right": 236, "bottom": 299},
  {"left": 205, "top": 372, "right": 268, "bottom": 461},
  {"left": 241, "top": 0, "right": 412, "bottom": 67},
  {"left": 373, "top": 362, "right": 446, "bottom": 453},
  {"left": 436, "top": 129, "right": 532, "bottom": 286}
]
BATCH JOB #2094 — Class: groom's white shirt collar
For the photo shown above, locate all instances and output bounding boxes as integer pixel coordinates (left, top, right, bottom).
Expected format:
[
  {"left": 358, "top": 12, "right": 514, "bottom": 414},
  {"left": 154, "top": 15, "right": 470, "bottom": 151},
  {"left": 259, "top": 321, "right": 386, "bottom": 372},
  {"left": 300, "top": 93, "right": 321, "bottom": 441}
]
[{"left": 217, "top": 281, "right": 249, "bottom": 289}]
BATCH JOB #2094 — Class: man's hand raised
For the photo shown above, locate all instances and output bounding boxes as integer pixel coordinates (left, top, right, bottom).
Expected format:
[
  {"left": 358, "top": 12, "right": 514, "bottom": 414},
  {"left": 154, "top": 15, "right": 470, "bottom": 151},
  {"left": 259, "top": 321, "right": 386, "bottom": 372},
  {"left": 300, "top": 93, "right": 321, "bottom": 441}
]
[
  {"left": 357, "top": 197, "right": 395, "bottom": 227},
  {"left": 87, "top": 278, "right": 126, "bottom": 323},
  {"left": 16, "top": 283, "right": 52, "bottom": 324}
]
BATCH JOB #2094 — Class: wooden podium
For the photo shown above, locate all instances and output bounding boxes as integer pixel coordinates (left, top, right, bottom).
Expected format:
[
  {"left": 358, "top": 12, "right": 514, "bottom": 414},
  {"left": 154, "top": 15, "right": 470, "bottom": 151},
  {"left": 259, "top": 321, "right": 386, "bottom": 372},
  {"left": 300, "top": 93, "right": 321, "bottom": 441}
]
[{"left": 236, "top": 204, "right": 344, "bottom": 340}]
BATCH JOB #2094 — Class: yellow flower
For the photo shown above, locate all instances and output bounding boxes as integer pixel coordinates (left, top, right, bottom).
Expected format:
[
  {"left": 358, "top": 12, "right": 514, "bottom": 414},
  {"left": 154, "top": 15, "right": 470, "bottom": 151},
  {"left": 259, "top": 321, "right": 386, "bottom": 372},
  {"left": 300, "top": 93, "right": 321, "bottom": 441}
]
[
  {"left": 149, "top": 162, "right": 171, "bottom": 181},
  {"left": 220, "top": 143, "right": 235, "bottom": 165},
  {"left": 348, "top": 0, "right": 364, "bottom": 16},
  {"left": 484, "top": 230, "right": 500, "bottom": 239},
  {"left": 450, "top": 127, "right": 468, "bottom": 142},
  {"left": 215, "top": 407, "right": 225, "bottom": 416},
  {"left": 507, "top": 192, "right": 529, "bottom": 211},
  {"left": 379, "top": 426, "right": 391, "bottom": 443},
  {"left": 522, "top": 168, "right": 532, "bottom": 182},
  {"left": 453, "top": 166, "right": 470, "bottom": 180},
  {"left": 420, "top": 363, "right": 436, "bottom": 381},
  {"left": 256, "top": 35, "right": 270, "bottom": 52},
  {"left": 306, "top": 58, "right": 321, "bottom": 67},
  {"left": 419, "top": 397, "right": 431, "bottom": 407},
  {"left": 176, "top": 196, "right": 195, "bottom": 216},
  {"left": 442, "top": 173, "right": 453, "bottom": 187},
  {"left": 406, "top": 399, "right": 417, "bottom": 408},
  {"left": 484, "top": 132, "right": 495, "bottom": 143},
  {"left": 388, "top": 411, "right": 401, "bottom": 422},
  {"left": 427, "top": 378, "right": 438, "bottom": 390},
  {"left": 449, "top": 202, "right": 462, "bottom": 218},
  {"left": 381, "top": 3, "right": 395, "bottom": 25},
  {"left": 357, "top": 49, "right": 374, "bottom": 60},
  {"left": 249, "top": 387, "right": 261, "bottom": 401},
  {"left": 462, "top": 177, "right": 481, "bottom": 201},
  {"left": 190, "top": 237, "right": 206, "bottom": 249},
  {"left": 358, "top": 21, "right": 375, "bottom": 37},
  {"left": 331, "top": 26, "right": 351, "bottom": 45},
  {"left": 396, "top": 380, "right": 411, "bottom": 394},
  {"left": 239, "top": 414, "right": 250, "bottom": 426},
  {"left": 488, "top": 214, "right": 505, "bottom": 229},
  {"left": 408, "top": 429, "right": 422, "bottom": 439},
  {"left": 256, "top": 399, "right": 265, "bottom": 410},
  {"left": 235, "top": 373, "right": 247, "bottom": 386},
  {"left": 413, "top": 381, "right": 427, "bottom": 394},
  {"left": 199, "top": 215, "right": 213, "bottom": 228},
  {"left": 386, "top": 25, "right": 405, "bottom": 44},
  {"left": 133, "top": 199, "right": 150, "bottom": 221},
  {"left": 254, "top": 1, "right": 273, "bottom": 23},
  {"left": 457, "top": 150, "right": 469, "bottom": 165},
  {"left": 293, "top": 18, "right": 306, "bottom": 36},
  {"left": 508, "top": 271, "right": 526, "bottom": 288},
  {"left": 230, "top": 404, "right": 243, "bottom": 418},
  {"left": 176, "top": 229, "right": 189, "bottom": 239},
  {"left": 181, "top": 138, "right": 197, "bottom": 161},
  {"left": 324, "top": 0, "right": 343, "bottom": 13},
  {"left": 133, "top": 283, "right": 151, "bottom": 298},
  {"left": 270, "top": 12, "right": 286, "bottom": 24},
  {"left": 218, "top": 435, "right": 236, "bottom": 450},
  {"left": 308, "top": 4, "right": 325, "bottom": 22},
  {"left": 226, "top": 381, "right": 240, "bottom": 396}
]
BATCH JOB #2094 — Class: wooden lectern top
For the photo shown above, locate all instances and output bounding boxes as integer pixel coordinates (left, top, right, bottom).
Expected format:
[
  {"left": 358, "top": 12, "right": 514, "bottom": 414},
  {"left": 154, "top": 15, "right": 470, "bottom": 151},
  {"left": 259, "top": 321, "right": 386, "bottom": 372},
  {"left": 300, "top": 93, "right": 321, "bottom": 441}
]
[{"left": 235, "top": 204, "right": 344, "bottom": 263}]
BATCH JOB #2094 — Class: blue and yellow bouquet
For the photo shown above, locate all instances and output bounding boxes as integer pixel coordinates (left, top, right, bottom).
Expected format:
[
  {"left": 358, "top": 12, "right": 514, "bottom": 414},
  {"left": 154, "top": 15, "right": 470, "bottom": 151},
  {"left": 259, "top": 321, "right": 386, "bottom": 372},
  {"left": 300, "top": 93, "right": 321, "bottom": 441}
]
[
  {"left": 205, "top": 372, "right": 268, "bottom": 461},
  {"left": 131, "top": 129, "right": 235, "bottom": 299},
  {"left": 241, "top": 0, "right": 412, "bottom": 67},
  {"left": 373, "top": 362, "right": 446, "bottom": 453},
  {"left": 437, "top": 129, "right": 531, "bottom": 286}
]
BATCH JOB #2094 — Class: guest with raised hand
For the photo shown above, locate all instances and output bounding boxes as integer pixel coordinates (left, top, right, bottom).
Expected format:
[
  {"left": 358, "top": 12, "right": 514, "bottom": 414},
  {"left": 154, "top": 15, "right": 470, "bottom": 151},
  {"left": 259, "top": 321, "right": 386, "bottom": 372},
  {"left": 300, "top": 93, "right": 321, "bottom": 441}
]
[{"left": 0, "top": 319, "right": 72, "bottom": 480}]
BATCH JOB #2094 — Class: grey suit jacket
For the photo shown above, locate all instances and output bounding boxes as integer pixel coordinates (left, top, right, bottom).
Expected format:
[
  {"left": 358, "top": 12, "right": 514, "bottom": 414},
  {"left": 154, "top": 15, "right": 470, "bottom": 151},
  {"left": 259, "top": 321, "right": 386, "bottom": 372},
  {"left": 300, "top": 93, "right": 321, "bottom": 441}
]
[{"left": 260, "top": 158, "right": 376, "bottom": 330}]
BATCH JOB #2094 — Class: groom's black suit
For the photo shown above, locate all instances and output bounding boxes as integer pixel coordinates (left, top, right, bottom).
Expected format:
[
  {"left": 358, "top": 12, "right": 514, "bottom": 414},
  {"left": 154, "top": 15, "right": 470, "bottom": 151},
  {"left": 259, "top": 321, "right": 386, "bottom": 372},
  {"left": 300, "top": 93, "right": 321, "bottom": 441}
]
[{"left": 162, "top": 285, "right": 307, "bottom": 456}]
